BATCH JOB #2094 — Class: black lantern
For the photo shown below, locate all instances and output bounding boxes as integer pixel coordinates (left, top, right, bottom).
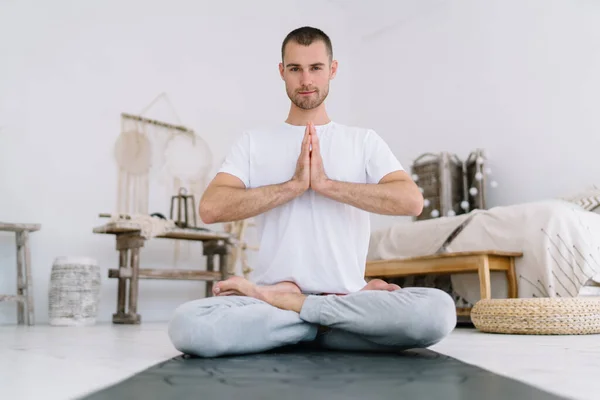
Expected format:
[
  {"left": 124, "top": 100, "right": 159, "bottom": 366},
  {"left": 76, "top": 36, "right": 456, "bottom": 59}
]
[{"left": 170, "top": 187, "right": 197, "bottom": 228}]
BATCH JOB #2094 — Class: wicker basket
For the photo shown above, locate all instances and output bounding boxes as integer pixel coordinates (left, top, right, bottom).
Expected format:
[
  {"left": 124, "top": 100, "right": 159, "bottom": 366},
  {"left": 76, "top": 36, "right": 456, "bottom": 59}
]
[
  {"left": 48, "top": 256, "right": 101, "bottom": 326},
  {"left": 471, "top": 298, "right": 600, "bottom": 335}
]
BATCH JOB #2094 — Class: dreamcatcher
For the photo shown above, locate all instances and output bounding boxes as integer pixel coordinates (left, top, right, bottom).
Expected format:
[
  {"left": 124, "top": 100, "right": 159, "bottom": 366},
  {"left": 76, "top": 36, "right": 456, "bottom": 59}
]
[{"left": 113, "top": 93, "right": 213, "bottom": 264}]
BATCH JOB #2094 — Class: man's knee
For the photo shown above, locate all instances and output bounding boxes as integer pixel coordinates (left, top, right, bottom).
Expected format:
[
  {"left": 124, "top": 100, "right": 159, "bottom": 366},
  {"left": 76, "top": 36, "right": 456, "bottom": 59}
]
[
  {"left": 167, "top": 296, "right": 316, "bottom": 358},
  {"left": 168, "top": 296, "right": 261, "bottom": 357},
  {"left": 403, "top": 287, "right": 457, "bottom": 347},
  {"left": 168, "top": 299, "right": 225, "bottom": 357}
]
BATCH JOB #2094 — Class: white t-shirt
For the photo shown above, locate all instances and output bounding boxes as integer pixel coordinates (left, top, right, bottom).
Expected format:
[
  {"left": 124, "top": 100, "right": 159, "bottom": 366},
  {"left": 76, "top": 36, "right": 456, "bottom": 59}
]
[{"left": 218, "top": 121, "right": 404, "bottom": 294}]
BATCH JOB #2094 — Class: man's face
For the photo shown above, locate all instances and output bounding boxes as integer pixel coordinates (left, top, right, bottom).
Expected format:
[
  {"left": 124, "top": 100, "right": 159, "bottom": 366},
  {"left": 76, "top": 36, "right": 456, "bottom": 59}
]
[{"left": 279, "top": 40, "right": 338, "bottom": 110}]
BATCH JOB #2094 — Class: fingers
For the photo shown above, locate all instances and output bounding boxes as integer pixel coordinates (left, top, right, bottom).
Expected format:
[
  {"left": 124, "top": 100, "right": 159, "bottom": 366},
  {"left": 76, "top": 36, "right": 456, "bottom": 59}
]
[
  {"left": 310, "top": 122, "right": 320, "bottom": 158},
  {"left": 305, "top": 127, "right": 312, "bottom": 158},
  {"left": 309, "top": 122, "right": 314, "bottom": 153},
  {"left": 300, "top": 124, "right": 310, "bottom": 160},
  {"left": 303, "top": 124, "right": 310, "bottom": 144}
]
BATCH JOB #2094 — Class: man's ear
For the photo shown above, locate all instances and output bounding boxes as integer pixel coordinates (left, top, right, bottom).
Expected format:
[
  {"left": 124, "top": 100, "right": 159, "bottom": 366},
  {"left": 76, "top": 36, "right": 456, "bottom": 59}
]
[
  {"left": 330, "top": 60, "right": 338, "bottom": 80},
  {"left": 279, "top": 62, "right": 285, "bottom": 80}
]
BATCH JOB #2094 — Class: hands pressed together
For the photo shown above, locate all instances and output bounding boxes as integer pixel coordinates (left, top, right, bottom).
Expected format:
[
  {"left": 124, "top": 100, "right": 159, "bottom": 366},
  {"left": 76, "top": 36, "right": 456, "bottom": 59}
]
[{"left": 290, "top": 121, "right": 330, "bottom": 195}]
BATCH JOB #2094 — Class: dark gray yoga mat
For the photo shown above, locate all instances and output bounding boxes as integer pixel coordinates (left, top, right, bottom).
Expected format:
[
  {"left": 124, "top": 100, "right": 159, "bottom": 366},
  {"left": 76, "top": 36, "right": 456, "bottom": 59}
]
[{"left": 82, "top": 346, "right": 566, "bottom": 400}]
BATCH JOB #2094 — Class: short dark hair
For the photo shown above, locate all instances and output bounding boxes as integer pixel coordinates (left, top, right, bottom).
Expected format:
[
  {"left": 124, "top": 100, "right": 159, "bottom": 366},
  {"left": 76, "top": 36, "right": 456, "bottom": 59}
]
[{"left": 281, "top": 26, "right": 333, "bottom": 62}]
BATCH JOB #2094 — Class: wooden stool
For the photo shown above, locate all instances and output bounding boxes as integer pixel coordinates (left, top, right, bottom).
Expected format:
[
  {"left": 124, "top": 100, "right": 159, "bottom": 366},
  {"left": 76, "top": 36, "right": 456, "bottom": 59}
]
[
  {"left": 0, "top": 222, "right": 41, "bottom": 325},
  {"left": 365, "top": 250, "right": 523, "bottom": 317}
]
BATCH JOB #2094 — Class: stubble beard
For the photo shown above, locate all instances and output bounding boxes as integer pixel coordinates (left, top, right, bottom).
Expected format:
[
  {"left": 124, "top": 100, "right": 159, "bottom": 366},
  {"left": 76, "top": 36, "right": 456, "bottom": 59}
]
[{"left": 288, "top": 85, "right": 329, "bottom": 110}]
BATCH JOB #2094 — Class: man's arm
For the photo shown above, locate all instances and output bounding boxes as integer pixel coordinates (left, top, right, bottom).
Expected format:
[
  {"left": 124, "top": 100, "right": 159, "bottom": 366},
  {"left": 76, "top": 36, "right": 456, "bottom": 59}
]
[
  {"left": 314, "top": 170, "right": 424, "bottom": 216},
  {"left": 307, "top": 127, "right": 422, "bottom": 216},
  {"left": 200, "top": 126, "right": 312, "bottom": 224},
  {"left": 199, "top": 173, "right": 304, "bottom": 224}
]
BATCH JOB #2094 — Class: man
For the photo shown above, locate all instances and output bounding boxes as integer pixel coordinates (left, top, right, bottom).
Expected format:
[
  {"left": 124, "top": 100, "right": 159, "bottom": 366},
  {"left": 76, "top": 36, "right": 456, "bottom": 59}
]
[{"left": 168, "top": 26, "right": 456, "bottom": 357}]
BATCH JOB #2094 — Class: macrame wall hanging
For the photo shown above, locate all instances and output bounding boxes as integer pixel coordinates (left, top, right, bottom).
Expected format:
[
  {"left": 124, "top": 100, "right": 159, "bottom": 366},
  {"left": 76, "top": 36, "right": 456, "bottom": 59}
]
[{"left": 113, "top": 93, "right": 213, "bottom": 264}]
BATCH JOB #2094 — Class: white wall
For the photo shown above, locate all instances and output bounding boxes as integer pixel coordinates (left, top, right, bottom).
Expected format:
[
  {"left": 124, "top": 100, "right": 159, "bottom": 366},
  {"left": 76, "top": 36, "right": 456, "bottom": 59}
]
[
  {"left": 0, "top": 0, "right": 359, "bottom": 324},
  {"left": 350, "top": 0, "right": 600, "bottom": 213},
  {"left": 3, "top": 0, "right": 600, "bottom": 325}
]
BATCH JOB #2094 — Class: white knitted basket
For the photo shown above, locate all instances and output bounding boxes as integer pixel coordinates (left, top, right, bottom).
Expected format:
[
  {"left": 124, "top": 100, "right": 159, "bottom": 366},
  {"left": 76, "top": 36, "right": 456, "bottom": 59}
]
[{"left": 49, "top": 257, "right": 101, "bottom": 326}]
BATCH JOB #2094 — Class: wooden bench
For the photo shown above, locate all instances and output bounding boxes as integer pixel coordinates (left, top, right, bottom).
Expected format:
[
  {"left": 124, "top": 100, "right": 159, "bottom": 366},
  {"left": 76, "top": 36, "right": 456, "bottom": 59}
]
[
  {"left": 93, "top": 221, "right": 235, "bottom": 324},
  {"left": 0, "top": 222, "right": 41, "bottom": 325},
  {"left": 365, "top": 251, "right": 523, "bottom": 315}
]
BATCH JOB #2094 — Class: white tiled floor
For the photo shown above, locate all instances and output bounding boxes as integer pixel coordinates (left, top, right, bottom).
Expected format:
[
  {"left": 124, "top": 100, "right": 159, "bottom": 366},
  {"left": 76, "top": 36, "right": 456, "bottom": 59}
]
[
  {"left": 0, "top": 323, "right": 180, "bottom": 400},
  {"left": 430, "top": 328, "right": 600, "bottom": 400},
  {"left": 1, "top": 323, "right": 598, "bottom": 400}
]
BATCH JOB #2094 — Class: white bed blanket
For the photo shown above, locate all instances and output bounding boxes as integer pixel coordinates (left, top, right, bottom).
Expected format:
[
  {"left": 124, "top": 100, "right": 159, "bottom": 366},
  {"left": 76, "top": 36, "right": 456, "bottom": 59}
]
[{"left": 368, "top": 200, "right": 600, "bottom": 305}]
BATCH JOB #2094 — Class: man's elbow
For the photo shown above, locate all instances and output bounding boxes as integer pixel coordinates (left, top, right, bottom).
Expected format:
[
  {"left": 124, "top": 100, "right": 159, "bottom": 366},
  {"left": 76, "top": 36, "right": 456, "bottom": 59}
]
[
  {"left": 199, "top": 199, "right": 219, "bottom": 224},
  {"left": 407, "top": 191, "right": 423, "bottom": 217},
  {"left": 409, "top": 193, "right": 424, "bottom": 216},
  {"left": 400, "top": 187, "right": 424, "bottom": 217}
]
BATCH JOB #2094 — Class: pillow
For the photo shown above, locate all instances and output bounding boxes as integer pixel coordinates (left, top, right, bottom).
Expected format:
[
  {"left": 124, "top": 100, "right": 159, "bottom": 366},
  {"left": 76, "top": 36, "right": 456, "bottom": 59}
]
[{"left": 562, "top": 185, "right": 600, "bottom": 212}]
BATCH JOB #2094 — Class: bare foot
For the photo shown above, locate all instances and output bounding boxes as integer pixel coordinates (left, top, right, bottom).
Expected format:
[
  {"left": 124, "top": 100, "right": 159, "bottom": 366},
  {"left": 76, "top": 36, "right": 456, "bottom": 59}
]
[
  {"left": 213, "top": 277, "right": 301, "bottom": 298},
  {"left": 259, "top": 281, "right": 302, "bottom": 294},
  {"left": 213, "top": 276, "right": 265, "bottom": 300},
  {"left": 213, "top": 277, "right": 306, "bottom": 313},
  {"left": 361, "top": 279, "right": 401, "bottom": 292}
]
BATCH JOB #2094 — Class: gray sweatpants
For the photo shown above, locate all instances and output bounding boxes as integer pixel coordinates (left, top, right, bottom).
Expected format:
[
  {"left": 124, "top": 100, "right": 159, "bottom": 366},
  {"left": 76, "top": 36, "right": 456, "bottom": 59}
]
[{"left": 168, "top": 287, "right": 457, "bottom": 358}]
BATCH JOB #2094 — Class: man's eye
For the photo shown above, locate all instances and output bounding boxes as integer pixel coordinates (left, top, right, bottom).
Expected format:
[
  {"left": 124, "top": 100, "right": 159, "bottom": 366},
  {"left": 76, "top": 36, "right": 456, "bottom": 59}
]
[
  {"left": 312, "top": 67, "right": 321, "bottom": 70},
  {"left": 291, "top": 68, "right": 299, "bottom": 71}
]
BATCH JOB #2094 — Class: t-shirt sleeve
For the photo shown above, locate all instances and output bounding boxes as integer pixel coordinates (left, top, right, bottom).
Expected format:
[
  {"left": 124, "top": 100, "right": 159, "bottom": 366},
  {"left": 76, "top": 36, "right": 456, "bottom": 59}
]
[
  {"left": 217, "top": 132, "right": 250, "bottom": 188},
  {"left": 364, "top": 130, "right": 404, "bottom": 184}
]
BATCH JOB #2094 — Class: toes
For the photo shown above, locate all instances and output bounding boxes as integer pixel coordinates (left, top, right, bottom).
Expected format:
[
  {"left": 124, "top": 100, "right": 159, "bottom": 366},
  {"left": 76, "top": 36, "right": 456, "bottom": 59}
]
[
  {"left": 215, "top": 278, "right": 246, "bottom": 294},
  {"left": 213, "top": 284, "right": 220, "bottom": 295},
  {"left": 372, "top": 280, "right": 391, "bottom": 290},
  {"left": 387, "top": 284, "right": 402, "bottom": 291},
  {"left": 363, "top": 279, "right": 387, "bottom": 291},
  {"left": 217, "top": 281, "right": 234, "bottom": 292}
]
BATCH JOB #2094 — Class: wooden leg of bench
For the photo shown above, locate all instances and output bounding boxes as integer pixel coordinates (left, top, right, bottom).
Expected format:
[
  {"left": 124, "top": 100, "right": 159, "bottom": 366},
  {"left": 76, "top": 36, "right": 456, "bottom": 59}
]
[
  {"left": 15, "top": 231, "right": 25, "bottom": 325},
  {"left": 128, "top": 247, "right": 141, "bottom": 321},
  {"left": 22, "top": 231, "right": 34, "bottom": 325},
  {"left": 113, "top": 234, "right": 143, "bottom": 324},
  {"left": 205, "top": 253, "right": 214, "bottom": 298},
  {"left": 478, "top": 255, "right": 491, "bottom": 300},
  {"left": 114, "top": 249, "right": 128, "bottom": 321},
  {"left": 507, "top": 257, "right": 518, "bottom": 298}
]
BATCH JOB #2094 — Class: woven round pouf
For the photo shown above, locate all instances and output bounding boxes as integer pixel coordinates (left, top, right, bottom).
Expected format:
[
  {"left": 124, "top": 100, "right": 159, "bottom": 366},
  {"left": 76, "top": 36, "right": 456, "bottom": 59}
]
[
  {"left": 471, "top": 297, "right": 600, "bottom": 335},
  {"left": 48, "top": 256, "right": 101, "bottom": 326}
]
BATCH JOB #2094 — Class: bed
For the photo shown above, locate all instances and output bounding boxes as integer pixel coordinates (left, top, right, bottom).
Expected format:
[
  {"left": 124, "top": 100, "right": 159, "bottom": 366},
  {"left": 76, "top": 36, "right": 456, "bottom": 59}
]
[{"left": 367, "top": 199, "right": 600, "bottom": 307}]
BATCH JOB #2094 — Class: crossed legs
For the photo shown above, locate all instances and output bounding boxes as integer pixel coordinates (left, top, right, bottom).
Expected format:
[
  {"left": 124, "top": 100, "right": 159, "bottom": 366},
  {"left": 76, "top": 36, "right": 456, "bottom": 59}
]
[{"left": 168, "top": 277, "right": 456, "bottom": 358}]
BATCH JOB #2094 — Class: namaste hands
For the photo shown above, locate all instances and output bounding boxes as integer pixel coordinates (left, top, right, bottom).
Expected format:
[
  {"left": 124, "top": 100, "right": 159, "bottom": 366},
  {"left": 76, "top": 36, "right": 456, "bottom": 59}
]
[{"left": 290, "top": 121, "right": 330, "bottom": 195}]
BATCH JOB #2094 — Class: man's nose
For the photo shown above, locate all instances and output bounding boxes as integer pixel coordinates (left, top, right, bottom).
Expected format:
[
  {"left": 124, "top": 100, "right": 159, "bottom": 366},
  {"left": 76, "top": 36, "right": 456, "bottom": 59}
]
[{"left": 300, "top": 71, "right": 312, "bottom": 87}]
